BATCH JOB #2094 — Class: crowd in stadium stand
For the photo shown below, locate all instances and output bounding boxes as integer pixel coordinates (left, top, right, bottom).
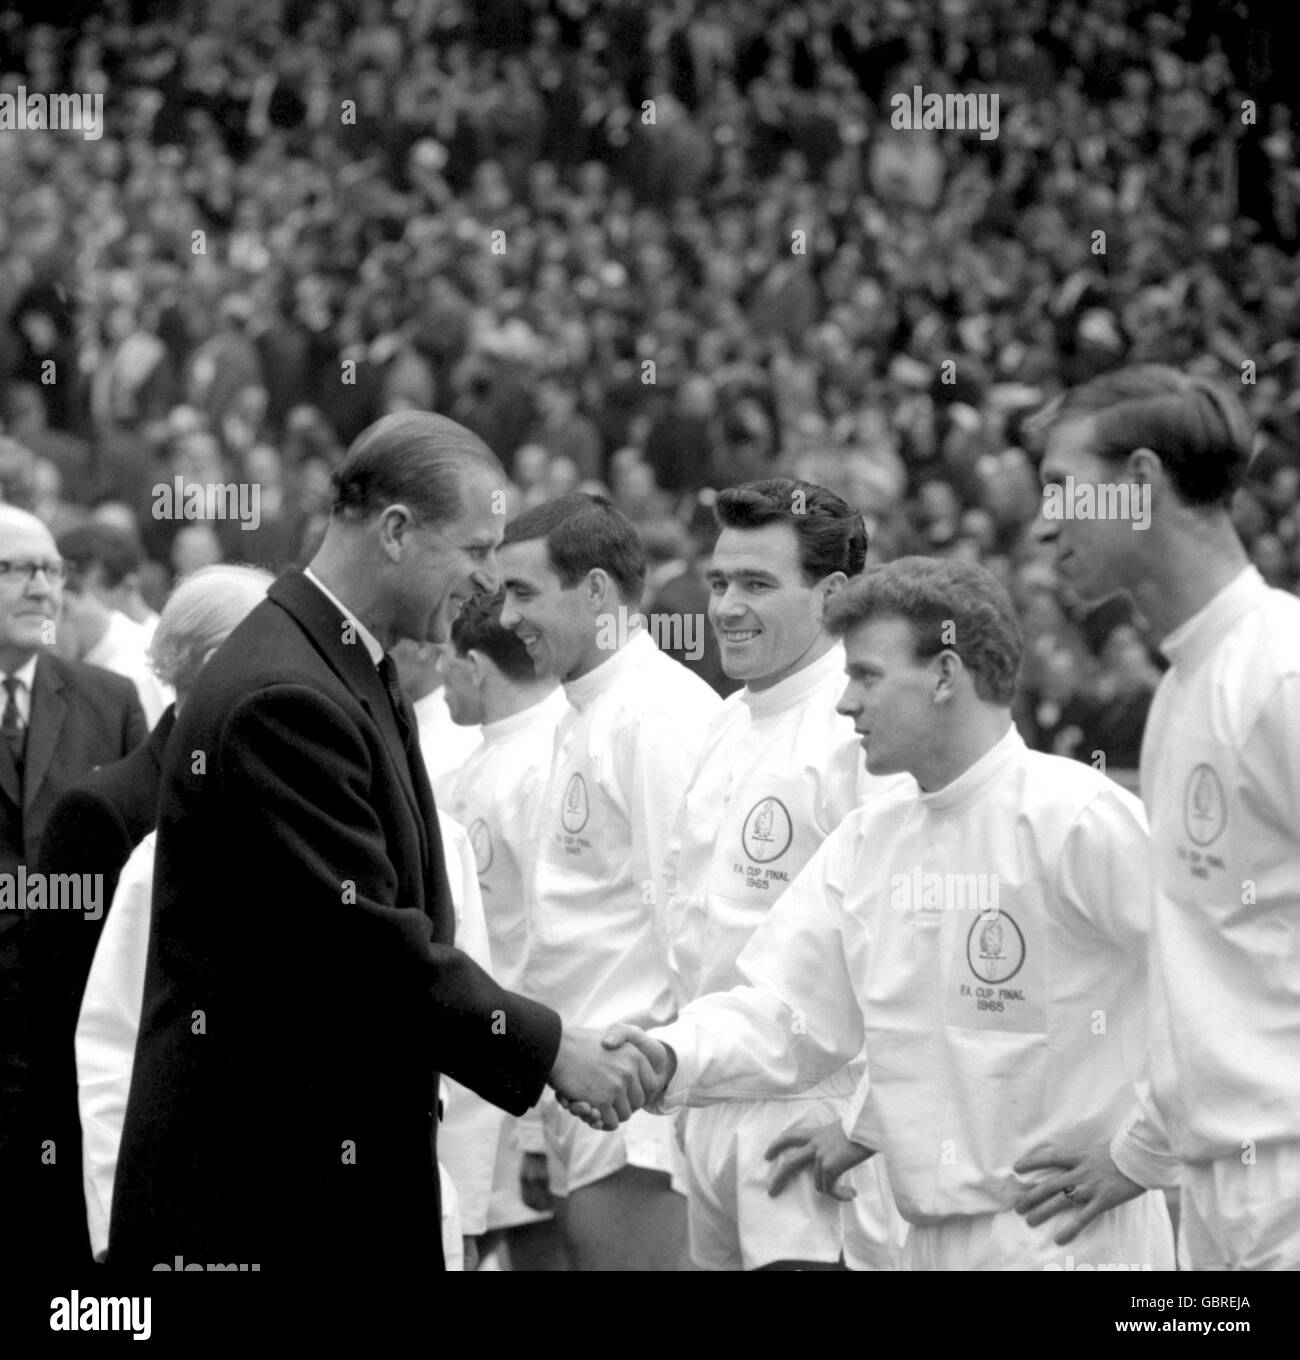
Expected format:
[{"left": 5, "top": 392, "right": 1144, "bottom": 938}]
[{"left": 1, "top": 0, "right": 1297, "bottom": 765}]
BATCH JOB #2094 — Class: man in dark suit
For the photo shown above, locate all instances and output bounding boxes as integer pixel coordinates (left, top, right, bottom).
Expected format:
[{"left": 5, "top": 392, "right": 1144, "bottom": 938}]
[
  {"left": 28, "top": 564, "right": 274, "bottom": 1266},
  {"left": 109, "top": 412, "right": 657, "bottom": 1275},
  {"left": 0, "top": 504, "right": 147, "bottom": 1251}
]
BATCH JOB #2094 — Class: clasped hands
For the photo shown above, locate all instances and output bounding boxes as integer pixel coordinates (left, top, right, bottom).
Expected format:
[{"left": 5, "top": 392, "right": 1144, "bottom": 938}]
[{"left": 547, "top": 1023, "right": 674, "bottom": 1132}]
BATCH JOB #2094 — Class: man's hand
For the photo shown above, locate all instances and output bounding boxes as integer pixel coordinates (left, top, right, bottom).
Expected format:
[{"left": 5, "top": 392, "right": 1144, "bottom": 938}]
[
  {"left": 548, "top": 1025, "right": 658, "bottom": 1132},
  {"left": 556, "top": 1023, "right": 677, "bottom": 1127},
  {"left": 519, "top": 1151, "right": 554, "bottom": 1213},
  {"left": 1012, "top": 1143, "right": 1145, "bottom": 1245},
  {"left": 602, "top": 1022, "right": 675, "bottom": 1090},
  {"left": 765, "top": 1121, "right": 875, "bottom": 1201}
]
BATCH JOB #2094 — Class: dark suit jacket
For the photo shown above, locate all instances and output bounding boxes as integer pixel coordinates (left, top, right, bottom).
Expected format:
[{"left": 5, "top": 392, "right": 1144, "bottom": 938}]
[
  {"left": 109, "top": 569, "right": 562, "bottom": 1272},
  {"left": 20, "top": 705, "right": 177, "bottom": 1265},
  {"left": 0, "top": 652, "right": 148, "bottom": 875},
  {"left": 0, "top": 653, "right": 146, "bottom": 1248}
]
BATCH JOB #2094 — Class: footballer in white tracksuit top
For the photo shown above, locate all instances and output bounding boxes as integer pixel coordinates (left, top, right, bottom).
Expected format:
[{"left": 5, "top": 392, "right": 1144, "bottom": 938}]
[
  {"left": 667, "top": 642, "right": 906, "bottom": 1270},
  {"left": 652, "top": 725, "right": 1176, "bottom": 1270},
  {"left": 435, "top": 685, "right": 569, "bottom": 1231},
  {"left": 1110, "top": 566, "right": 1300, "bottom": 1269},
  {"left": 525, "top": 626, "right": 721, "bottom": 1193}
]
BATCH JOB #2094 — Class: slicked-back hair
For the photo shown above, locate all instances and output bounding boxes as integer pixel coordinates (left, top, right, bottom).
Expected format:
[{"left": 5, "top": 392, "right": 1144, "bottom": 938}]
[
  {"left": 502, "top": 493, "right": 647, "bottom": 605},
  {"left": 826, "top": 556, "right": 1023, "bottom": 705},
  {"left": 715, "top": 476, "right": 868, "bottom": 582},
  {"left": 1030, "top": 364, "right": 1254, "bottom": 508},
  {"left": 56, "top": 523, "right": 144, "bottom": 591},
  {"left": 450, "top": 590, "right": 538, "bottom": 684},
  {"left": 331, "top": 411, "right": 503, "bottom": 526}
]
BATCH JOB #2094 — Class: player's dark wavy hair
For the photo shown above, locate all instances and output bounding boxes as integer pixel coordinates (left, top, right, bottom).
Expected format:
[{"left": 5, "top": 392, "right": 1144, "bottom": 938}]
[
  {"left": 502, "top": 493, "right": 647, "bottom": 605},
  {"left": 715, "top": 476, "right": 868, "bottom": 583},
  {"left": 825, "top": 556, "right": 1022, "bottom": 706},
  {"left": 450, "top": 590, "right": 537, "bottom": 684},
  {"left": 1027, "top": 364, "right": 1254, "bottom": 508},
  {"left": 331, "top": 411, "right": 503, "bottom": 525}
]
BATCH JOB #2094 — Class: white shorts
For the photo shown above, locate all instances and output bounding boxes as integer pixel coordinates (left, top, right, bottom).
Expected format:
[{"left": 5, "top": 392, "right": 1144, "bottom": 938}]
[
  {"left": 541, "top": 1092, "right": 687, "bottom": 1198},
  {"left": 1179, "top": 1141, "right": 1300, "bottom": 1270},
  {"left": 487, "top": 1116, "right": 553, "bottom": 1232},
  {"left": 902, "top": 1189, "right": 1175, "bottom": 1271},
  {"left": 841, "top": 1159, "right": 908, "bottom": 1272},
  {"left": 684, "top": 1099, "right": 903, "bottom": 1271}
]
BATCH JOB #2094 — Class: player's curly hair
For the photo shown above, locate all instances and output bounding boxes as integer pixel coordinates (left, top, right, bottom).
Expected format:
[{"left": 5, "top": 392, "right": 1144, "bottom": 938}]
[{"left": 825, "top": 556, "right": 1022, "bottom": 705}]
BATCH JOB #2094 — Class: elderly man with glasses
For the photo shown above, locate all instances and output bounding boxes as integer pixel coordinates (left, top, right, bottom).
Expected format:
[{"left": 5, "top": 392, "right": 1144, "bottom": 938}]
[{"left": 0, "top": 502, "right": 147, "bottom": 1257}]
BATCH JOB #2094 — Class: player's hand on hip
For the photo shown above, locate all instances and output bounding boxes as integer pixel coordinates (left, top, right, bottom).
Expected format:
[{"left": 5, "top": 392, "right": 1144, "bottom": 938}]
[
  {"left": 1012, "top": 1143, "right": 1145, "bottom": 1245},
  {"left": 765, "top": 1121, "right": 875, "bottom": 1201}
]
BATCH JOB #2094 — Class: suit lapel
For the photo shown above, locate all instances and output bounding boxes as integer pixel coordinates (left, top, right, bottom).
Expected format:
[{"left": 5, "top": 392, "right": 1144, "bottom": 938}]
[
  {"left": 24, "top": 654, "right": 67, "bottom": 813},
  {"left": 267, "top": 571, "right": 432, "bottom": 877},
  {"left": 360, "top": 686, "right": 432, "bottom": 876}
]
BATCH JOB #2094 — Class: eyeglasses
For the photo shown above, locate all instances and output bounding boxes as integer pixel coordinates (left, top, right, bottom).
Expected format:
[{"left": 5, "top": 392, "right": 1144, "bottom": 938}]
[{"left": 0, "top": 559, "right": 65, "bottom": 585}]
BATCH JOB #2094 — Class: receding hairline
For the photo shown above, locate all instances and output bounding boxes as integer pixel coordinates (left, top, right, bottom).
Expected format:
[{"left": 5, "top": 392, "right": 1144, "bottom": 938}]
[
  {"left": 347, "top": 411, "right": 499, "bottom": 464},
  {"left": 332, "top": 409, "right": 504, "bottom": 506},
  {"left": 0, "top": 504, "right": 56, "bottom": 542}
]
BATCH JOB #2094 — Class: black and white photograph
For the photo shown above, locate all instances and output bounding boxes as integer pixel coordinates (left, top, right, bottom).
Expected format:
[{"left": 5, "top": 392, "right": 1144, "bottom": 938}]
[{"left": 0, "top": 0, "right": 1295, "bottom": 1339}]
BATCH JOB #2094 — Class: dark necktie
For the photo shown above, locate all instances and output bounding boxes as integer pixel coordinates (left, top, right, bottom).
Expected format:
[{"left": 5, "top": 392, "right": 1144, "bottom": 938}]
[
  {"left": 2, "top": 675, "right": 24, "bottom": 775},
  {"left": 377, "top": 654, "right": 419, "bottom": 763}
]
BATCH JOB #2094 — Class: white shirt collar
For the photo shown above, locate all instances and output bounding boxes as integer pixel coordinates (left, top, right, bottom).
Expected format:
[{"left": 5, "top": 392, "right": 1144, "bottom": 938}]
[
  {"left": 0, "top": 654, "right": 39, "bottom": 722},
  {"left": 741, "top": 641, "right": 845, "bottom": 717},
  {"left": 563, "top": 625, "right": 654, "bottom": 711},
  {"left": 919, "top": 722, "right": 1023, "bottom": 813},
  {"left": 1158, "top": 566, "right": 1268, "bottom": 674},
  {"left": 304, "top": 568, "right": 385, "bottom": 667}
]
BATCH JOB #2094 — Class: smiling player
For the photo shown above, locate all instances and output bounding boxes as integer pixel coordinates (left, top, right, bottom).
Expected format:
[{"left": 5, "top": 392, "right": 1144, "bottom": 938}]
[
  {"left": 664, "top": 476, "right": 905, "bottom": 1271},
  {"left": 498, "top": 494, "right": 722, "bottom": 1270},
  {"left": 602, "top": 558, "right": 1177, "bottom": 1271}
]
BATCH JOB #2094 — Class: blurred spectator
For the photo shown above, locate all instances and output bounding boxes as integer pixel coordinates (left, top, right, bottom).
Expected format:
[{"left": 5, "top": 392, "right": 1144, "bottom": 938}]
[
  {"left": 1, "top": 384, "right": 93, "bottom": 501},
  {"left": 529, "top": 377, "right": 603, "bottom": 483},
  {"left": 0, "top": 0, "right": 1295, "bottom": 767},
  {"left": 56, "top": 526, "right": 173, "bottom": 726}
]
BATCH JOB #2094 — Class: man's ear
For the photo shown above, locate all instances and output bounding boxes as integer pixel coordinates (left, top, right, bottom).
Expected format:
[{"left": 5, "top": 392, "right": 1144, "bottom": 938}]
[
  {"left": 932, "top": 650, "right": 964, "bottom": 704},
  {"left": 818, "top": 571, "right": 849, "bottom": 615},
  {"left": 377, "top": 504, "right": 417, "bottom": 560},
  {"left": 466, "top": 649, "right": 487, "bottom": 690},
  {"left": 1126, "top": 446, "right": 1162, "bottom": 487},
  {"left": 584, "top": 568, "right": 613, "bottom": 613}
]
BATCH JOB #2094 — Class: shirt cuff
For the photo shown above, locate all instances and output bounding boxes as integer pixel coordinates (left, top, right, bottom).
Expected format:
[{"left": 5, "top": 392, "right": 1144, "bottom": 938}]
[
  {"left": 1109, "top": 1110, "right": 1182, "bottom": 1190},
  {"left": 646, "top": 1021, "right": 695, "bottom": 1113}
]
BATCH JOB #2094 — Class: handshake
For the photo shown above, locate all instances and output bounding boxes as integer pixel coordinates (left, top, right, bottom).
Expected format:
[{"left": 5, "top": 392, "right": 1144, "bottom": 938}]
[{"left": 547, "top": 1023, "right": 675, "bottom": 1131}]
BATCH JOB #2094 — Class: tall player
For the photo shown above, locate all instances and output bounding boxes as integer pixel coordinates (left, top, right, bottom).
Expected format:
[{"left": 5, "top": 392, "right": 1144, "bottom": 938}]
[
  {"left": 599, "top": 559, "right": 1177, "bottom": 1270},
  {"left": 1023, "top": 365, "right": 1300, "bottom": 1270},
  {"left": 433, "top": 591, "right": 568, "bottom": 1269},
  {"left": 498, "top": 494, "right": 722, "bottom": 1271},
  {"left": 665, "top": 476, "right": 904, "bottom": 1271}
]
